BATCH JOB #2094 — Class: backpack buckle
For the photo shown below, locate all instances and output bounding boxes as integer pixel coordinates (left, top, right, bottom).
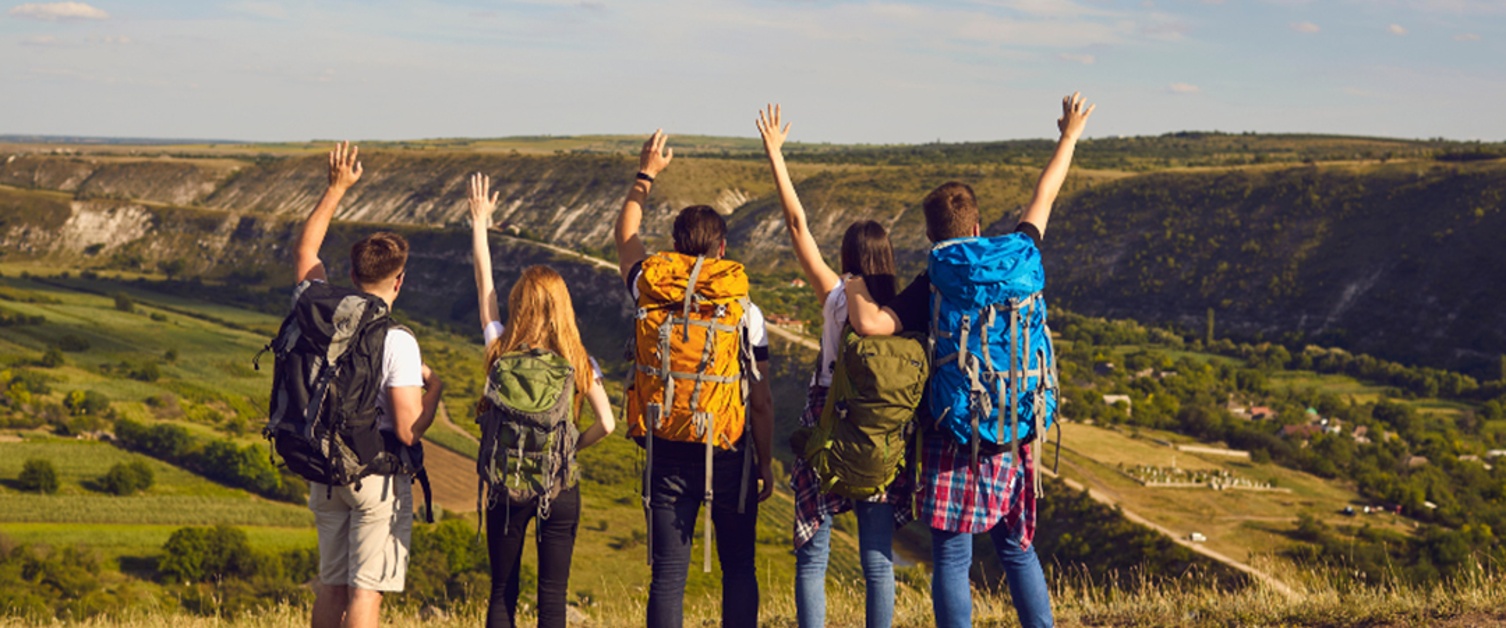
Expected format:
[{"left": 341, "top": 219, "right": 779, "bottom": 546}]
[{"left": 646, "top": 402, "right": 664, "bottom": 431}]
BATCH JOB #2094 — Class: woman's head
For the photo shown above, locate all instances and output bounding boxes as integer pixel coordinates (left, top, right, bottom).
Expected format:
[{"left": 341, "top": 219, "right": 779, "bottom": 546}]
[
  {"left": 840, "top": 220, "right": 897, "bottom": 304},
  {"left": 487, "top": 265, "right": 593, "bottom": 406}
]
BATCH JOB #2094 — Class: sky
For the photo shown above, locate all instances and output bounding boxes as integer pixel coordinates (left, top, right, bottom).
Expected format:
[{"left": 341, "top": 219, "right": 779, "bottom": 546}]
[{"left": 1, "top": 0, "right": 1503, "bottom": 144}]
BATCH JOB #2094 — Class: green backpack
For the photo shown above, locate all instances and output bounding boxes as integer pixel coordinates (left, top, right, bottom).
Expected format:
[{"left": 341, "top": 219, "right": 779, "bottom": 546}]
[
  {"left": 476, "top": 347, "right": 580, "bottom": 520},
  {"left": 803, "top": 327, "right": 929, "bottom": 500}
]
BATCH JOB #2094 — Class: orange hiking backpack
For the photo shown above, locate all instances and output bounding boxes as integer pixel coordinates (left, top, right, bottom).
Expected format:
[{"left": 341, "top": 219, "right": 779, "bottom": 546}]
[{"left": 627, "top": 251, "right": 758, "bottom": 571}]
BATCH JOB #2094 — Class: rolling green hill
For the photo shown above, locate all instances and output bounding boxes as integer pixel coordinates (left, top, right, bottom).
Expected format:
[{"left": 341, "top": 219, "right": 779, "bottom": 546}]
[{"left": 6, "top": 133, "right": 1505, "bottom": 378}]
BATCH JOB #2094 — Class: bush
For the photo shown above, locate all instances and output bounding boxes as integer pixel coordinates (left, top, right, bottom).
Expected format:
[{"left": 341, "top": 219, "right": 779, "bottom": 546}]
[
  {"left": 112, "top": 292, "right": 135, "bottom": 313},
  {"left": 127, "top": 361, "right": 161, "bottom": 382},
  {"left": 159, "top": 525, "right": 262, "bottom": 584},
  {"left": 17, "top": 458, "right": 59, "bottom": 494},
  {"left": 63, "top": 389, "right": 110, "bottom": 416},
  {"left": 38, "top": 347, "right": 64, "bottom": 368},
  {"left": 55, "top": 334, "right": 90, "bottom": 352},
  {"left": 97, "top": 460, "right": 154, "bottom": 496}
]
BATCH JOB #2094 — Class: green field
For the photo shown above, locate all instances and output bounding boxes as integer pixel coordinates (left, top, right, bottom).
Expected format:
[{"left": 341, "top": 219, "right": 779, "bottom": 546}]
[
  {"left": 1055, "top": 421, "right": 1415, "bottom": 570},
  {"left": 0, "top": 269, "right": 862, "bottom": 622}
]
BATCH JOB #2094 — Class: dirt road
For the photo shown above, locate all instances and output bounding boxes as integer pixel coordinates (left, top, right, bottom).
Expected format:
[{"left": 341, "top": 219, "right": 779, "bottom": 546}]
[
  {"left": 1043, "top": 461, "right": 1299, "bottom": 598},
  {"left": 420, "top": 403, "right": 483, "bottom": 515}
]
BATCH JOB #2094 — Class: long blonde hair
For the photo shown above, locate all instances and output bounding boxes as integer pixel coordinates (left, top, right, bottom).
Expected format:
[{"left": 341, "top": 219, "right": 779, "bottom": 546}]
[{"left": 486, "top": 265, "right": 593, "bottom": 414}]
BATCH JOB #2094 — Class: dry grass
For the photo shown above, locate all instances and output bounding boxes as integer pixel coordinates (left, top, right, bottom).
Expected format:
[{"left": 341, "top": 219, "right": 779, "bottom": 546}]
[{"left": 3, "top": 566, "right": 1503, "bottom": 627}]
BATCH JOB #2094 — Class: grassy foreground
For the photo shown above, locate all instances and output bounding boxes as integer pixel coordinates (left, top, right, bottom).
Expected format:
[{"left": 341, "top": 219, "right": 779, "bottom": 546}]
[{"left": 0, "top": 568, "right": 1502, "bottom": 627}]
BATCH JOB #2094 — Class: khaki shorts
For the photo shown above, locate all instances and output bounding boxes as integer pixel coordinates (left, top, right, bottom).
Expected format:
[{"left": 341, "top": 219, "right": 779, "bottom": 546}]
[{"left": 309, "top": 473, "right": 413, "bottom": 592}]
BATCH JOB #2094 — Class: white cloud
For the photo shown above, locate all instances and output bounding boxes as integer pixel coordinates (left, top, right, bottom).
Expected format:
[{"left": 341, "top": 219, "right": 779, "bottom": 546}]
[
  {"left": 1387, "top": 23, "right": 1407, "bottom": 35},
  {"left": 1290, "top": 21, "right": 1321, "bottom": 34},
  {"left": 20, "top": 34, "right": 61, "bottom": 46},
  {"left": 227, "top": 1, "right": 288, "bottom": 20},
  {"left": 1059, "top": 52, "right": 1096, "bottom": 64},
  {"left": 7, "top": 2, "right": 108, "bottom": 21},
  {"left": 1454, "top": 32, "right": 1480, "bottom": 41},
  {"left": 89, "top": 34, "right": 131, "bottom": 45},
  {"left": 1169, "top": 82, "right": 1201, "bottom": 93}
]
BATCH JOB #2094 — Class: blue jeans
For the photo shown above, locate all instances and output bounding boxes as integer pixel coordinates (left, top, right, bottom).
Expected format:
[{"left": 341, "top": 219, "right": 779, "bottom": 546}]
[
  {"left": 794, "top": 502, "right": 896, "bottom": 628},
  {"left": 930, "top": 521, "right": 1053, "bottom": 628}
]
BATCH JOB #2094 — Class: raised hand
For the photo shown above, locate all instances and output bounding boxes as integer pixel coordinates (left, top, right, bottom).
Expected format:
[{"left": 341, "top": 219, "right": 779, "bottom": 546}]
[
  {"left": 638, "top": 129, "right": 673, "bottom": 179},
  {"left": 1057, "top": 92, "right": 1095, "bottom": 141},
  {"left": 756, "top": 104, "right": 791, "bottom": 155},
  {"left": 327, "top": 141, "right": 363, "bottom": 190},
  {"left": 467, "top": 172, "right": 500, "bottom": 229}
]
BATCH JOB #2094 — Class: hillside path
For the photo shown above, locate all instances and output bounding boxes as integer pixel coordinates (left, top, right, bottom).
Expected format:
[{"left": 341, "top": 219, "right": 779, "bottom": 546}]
[
  {"left": 420, "top": 402, "right": 482, "bottom": 515},
  {"left": 1042, "top": 461, "right": 1299, "bottom": 599},
  {"left": 504, "top": 234, "right": 819, "bottom": 352}
]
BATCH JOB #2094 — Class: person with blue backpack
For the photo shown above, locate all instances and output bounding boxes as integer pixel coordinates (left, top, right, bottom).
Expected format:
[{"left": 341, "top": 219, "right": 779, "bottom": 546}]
[
  {"left": 846, "top": 92, "right": 1095, "bottom": 628},
  {"left": 756, "top": 104, "right": 918, "bottom": 628}
]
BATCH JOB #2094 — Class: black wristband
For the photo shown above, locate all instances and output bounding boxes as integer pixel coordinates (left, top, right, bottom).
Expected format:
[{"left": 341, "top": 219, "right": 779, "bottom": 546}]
[{"left": 636, "top": 172, "right": 655, "bottom": 183}]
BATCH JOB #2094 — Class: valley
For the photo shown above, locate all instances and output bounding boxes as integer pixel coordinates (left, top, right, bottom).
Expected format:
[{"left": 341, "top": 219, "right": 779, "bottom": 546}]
[{"left": 2, "top": 132, "right": 1504, "bottom": 624}]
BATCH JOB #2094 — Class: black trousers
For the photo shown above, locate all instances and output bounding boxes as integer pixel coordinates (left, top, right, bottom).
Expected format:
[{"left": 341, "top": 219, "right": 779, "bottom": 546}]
[
  {"left": 485, "top": 485, "right": 581, "bottom": 628},
  {"left": 645, "top": 451, "right": 760, "bottom": 628}
]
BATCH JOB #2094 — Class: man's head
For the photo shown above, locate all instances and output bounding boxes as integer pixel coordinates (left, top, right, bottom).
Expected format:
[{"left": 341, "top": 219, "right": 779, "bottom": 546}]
[
  {"left": 672, "top": 205, "right": 728, "bottom": 258},
  {"left": 350, "top": 231, "right": 409, "bottom": 302},
  {"left": 922, "top": 181, "right": 981, "bottom": 243}
]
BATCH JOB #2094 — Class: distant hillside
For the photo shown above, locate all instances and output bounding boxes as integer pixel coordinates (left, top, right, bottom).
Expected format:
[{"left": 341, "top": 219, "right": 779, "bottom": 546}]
[
  {"left": 1025, "top": 161, "right": 1506, "bottom": 378},
  {"left": 5, "top": 133, "right": 1505, "bottom": 377}
]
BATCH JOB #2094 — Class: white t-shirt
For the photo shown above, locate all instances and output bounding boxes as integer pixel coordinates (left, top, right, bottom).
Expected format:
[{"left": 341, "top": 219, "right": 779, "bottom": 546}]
[
  {"left": 376, "top": 328, "right": 424, "bottom": 432},
  {"left": 813, "top": 280, "right": 850, "bottom": 388}
]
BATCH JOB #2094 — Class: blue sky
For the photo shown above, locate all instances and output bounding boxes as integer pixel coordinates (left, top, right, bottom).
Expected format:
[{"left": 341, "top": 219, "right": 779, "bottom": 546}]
[{"left": 2, "top": 0, "right": 1502, "bottom": 143}]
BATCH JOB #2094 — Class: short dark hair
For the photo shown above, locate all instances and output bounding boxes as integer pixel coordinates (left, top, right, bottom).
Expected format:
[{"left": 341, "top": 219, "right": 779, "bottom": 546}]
[
  {"left": 350, "top": 231, "right": 409, "bottom": 287},
  {"left": 840, "top": 220, "right": 897, "bottom": 304},
  {"left": 672, "top": 205, "right": 727, "bottom": 257},
  {"left": 921, "top": 182, "right": 980, "bottom": 243}
]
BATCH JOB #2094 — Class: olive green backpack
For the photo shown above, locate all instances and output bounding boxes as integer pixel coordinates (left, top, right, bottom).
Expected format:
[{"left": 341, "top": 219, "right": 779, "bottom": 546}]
[
  {"left": 803, "top": 327, "right": 929, "bottom": 500},
  {"left": 476, "top": 347, "right": 579, "bottom": 523}
]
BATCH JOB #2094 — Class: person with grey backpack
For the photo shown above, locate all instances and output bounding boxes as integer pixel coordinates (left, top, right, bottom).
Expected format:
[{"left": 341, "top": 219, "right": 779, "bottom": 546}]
[{"left": 466, "top": 174, "right": 618, "bottom": 628}]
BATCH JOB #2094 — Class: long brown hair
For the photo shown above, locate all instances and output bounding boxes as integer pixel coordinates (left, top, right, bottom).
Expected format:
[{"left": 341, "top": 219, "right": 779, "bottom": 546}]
[
  {"left": 840, "top": 220, "right": 897, "bottom": 304},
  {"left": 485, "top": 265, "right": 593, "bottom": 414}
]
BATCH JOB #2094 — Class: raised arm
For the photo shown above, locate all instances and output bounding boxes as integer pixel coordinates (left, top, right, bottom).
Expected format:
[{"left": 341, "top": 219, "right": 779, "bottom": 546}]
[
  {"left": 757, "top": 104, "right": 841, "bottom": 302},
  {"left": 294, "top": 142, "right": 363, "bottom": 284},
  {"left": 615, "top": 130, "right": 673, "bottom": 283},
  {"left": 467, "top": 173, "right": 502, "bottom": 329},
  {"left": 1018, "top": 92, "right": 1094, "bottom": 239}
]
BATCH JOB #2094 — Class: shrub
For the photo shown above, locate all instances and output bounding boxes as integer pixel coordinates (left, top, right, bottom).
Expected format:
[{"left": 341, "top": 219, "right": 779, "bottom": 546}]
[
  {"left": 17, "top": 458, "right": 59, "bottom": 494},
  {"left": 112, "top": 292, "right": 135, "bottom": 313},
  {"left": 56, "top": 334, "right": 90, "bottom": 352},
  {"left": 39, "top": 347, "right": 64, "bottom": 368},
  {"left": 159, "top": 525, "right": 261, "bottom": 583},
  {"left": 127, "top": 361, "right": 161, "bottom": 382},
  {"left": 63, "top": 389, "right": 110, "bottom": 416},
  {"left": 98, "top": 460, "right": 154, "bottom": 496}
]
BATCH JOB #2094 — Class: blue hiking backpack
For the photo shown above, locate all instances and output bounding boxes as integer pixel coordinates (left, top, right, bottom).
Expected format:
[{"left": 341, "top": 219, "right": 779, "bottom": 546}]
[{"left": 927, "top": 232, "right": 1059, "bottom": 465}]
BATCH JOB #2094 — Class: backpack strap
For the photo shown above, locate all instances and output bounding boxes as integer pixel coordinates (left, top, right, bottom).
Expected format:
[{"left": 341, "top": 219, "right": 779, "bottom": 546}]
[{"left": 681, "top": 255, "right": 708, "bottom": 341}]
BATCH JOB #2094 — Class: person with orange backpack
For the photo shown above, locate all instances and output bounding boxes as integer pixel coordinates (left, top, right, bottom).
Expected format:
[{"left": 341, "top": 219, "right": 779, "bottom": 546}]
[{"left": 613, "top": 130, "right": 776, "bottom": 628}]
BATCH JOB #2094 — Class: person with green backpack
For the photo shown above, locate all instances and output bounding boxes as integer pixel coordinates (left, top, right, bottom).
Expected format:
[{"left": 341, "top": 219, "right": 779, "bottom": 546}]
[
  {"left": 466, "top": 173, "right": 617, "bottom": 628},
  {"left": 757, "top": 104, "right": 926, "bottom": 628}
]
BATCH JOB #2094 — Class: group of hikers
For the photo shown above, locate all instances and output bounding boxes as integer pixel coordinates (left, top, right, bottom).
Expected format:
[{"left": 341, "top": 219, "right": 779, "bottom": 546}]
[{"left": 264, "top": 92, "right": 1094, "bottom": 628}]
